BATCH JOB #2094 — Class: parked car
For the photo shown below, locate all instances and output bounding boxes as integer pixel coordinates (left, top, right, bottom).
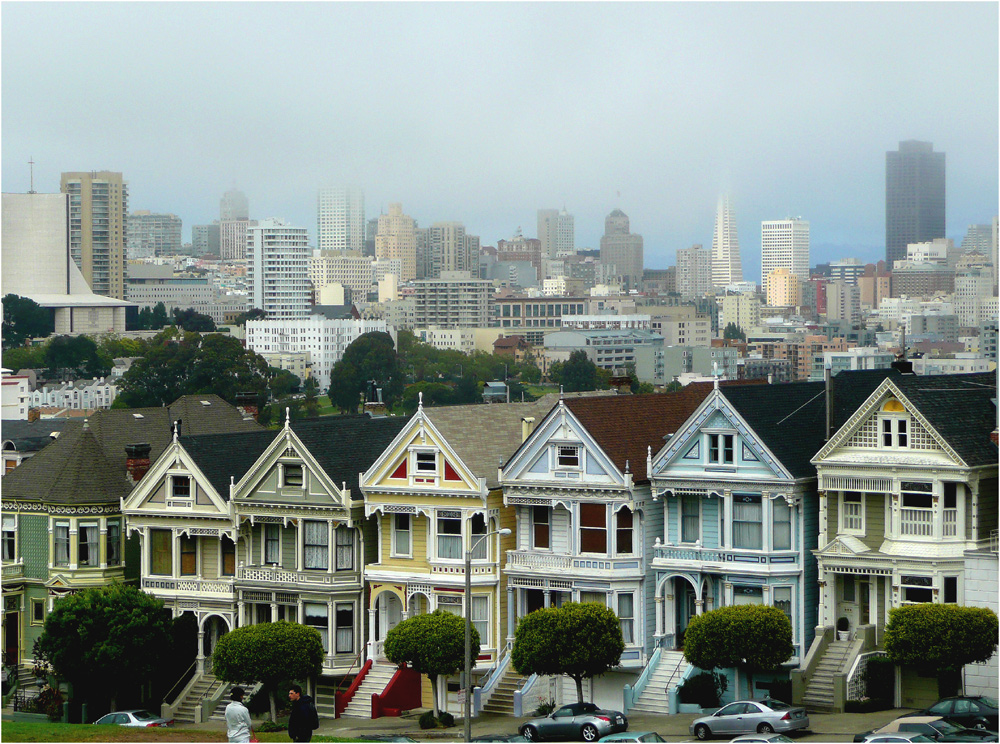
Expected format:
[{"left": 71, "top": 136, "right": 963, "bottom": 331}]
[
  {"left": 689, "top": 699, "right": 809, "bottom": 740},
  {"left": 93, "top": 709, "right": 173, "bottom": 727},
  {"left": 518, "top": 702, "right": 628, "bottom": 742},
  {"left": 731, "top": 734, "right": 796, "bottom": 743},
  {"left": 860, "top": 735, "right": 936, "bottom": 743},
  {"left": 470, "top": 737, "right": 529, "bottom": 743},
  {"left": 903, "top": 697, "right": 999, "bottom": 732},
  {"left": 853, "top": 716, "right": 999, "bottom": 743},
  {"left": 599, "top": 733, "right": 667, "bottom": 742}
]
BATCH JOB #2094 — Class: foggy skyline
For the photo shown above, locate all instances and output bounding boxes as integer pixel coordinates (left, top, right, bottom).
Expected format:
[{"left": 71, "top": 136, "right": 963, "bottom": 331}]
[{"left": 3, "top": 2, "right": 997, "bottom": 282}]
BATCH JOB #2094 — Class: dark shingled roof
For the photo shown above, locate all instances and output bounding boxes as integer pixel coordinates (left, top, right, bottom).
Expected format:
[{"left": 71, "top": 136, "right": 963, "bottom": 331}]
[
  {"left": 1, "top": 418, "right": 71, "bottom": 454},
  {"left": 2, "top": 394, "right": 263, "bottom": 505},
  {"left": 891, "top": 372, "right": 996, "bottom": 467},
  {"left": 561, "top": 383, "right": 717, "bottom": 485},
  {"left": 723, "top": 369, "right": 908, "bottom": 478},
  {"left": 178, "top": 414, "right": 413, "bottom": 499}
]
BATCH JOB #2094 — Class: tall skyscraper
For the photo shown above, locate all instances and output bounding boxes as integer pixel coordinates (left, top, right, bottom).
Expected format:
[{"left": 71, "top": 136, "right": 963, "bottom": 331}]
[
  {"left": 885, "top": 140, "right": 945, "bottom": 266},
  {"left": 192, "top": 222, "right": 221, "bottom": 256},
  {"left": 60, "top": 171, "right": 129, "bottom": 300},
  {"left": 220, "top": 187, "right": 249, "bottom": 221},
  {"left": 317, "top": 186, "right": 365, "bottom": 253},
  {"left": 676, "top": 244, "right": 712, "bottom": 300},
  {"left": 127, "top": 211, "right": 182, "bottom": 258},
  {"left": 538, "top": 208, "right": 575, "bottom": 258},
  {"left": 761, "top": 218, "right": 810, "bottom": 295},
  {"left": 711, "top": 195, "right": 742, "bottom": 289},
  {"left": 417, "top": 222, "right": 480, "bottom": 279},
  {"left": 599, "top": 209, "right": 643, "bottom": 291},
  {"left": 247, "top": 219, "right": 310, "bottom": 319},
  {"left": 375, "top": 203, "right": 418, "bottom": 282}
]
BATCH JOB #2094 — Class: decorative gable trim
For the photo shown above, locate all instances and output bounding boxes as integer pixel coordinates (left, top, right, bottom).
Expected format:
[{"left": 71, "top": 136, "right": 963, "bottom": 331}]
[
  {"left": 122, "top": 439, "right": 229, "bottom": 516},
  {"left": 812, "top": 380, "right": 965, "bottom": 466}
]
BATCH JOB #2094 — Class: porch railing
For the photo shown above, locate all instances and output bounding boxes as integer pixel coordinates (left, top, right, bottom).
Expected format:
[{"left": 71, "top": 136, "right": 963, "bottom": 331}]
[
  {"left": 900, "top": 508, "right": 933, "bottom": 537},
  {"left": 623, "top": 645, "right": 661, "bottom": 713},
  {"left": 846, "top": 651, "right": 888, "bottom": 702}
]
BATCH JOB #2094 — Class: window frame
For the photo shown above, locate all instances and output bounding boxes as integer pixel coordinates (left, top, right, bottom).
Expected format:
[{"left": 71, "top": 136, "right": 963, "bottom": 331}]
[
  {"left": 150, "top": 528, "right": 172, "bottom": 575},
  {"left": 615, "top": 507, "right": 634, "bottom": 556},
  {"left": 106, "top": 519, "right": 121, "bottom": 566},
  {"left": 414, "top": 450, "right": 437, "bottom": 475},
  {"left": 2, "top": 513, "right": 16, "bottom": 561},
  {"left": 264, "top": 524, "right": 281, "bottom": 565},
  {"left": 303, "top": 520, "right": 329, "bottom": 570},
  {"left": 680, "top": 493, "right": 700, "bottom": 544},
  {"left": 171, "top": 474, "right": 192, "bottom": 499},
  {"left": 471, "top": 595, "right": 490, "bottom": 648},
  {"left": 391, "top": 514, "right": 412, "bottom": 558},
  {"left": 555, "top": 444, "right": 581, "bottom": 470},
  {"left": 578, "top": 503, "right": 608, "bottom": 555},
  {"left": 282, "top": 463, "right": 304, "bottom": 488},
  {"left": 305, "top": 601, "right": 330, "bottom": 652},
  {"left": 470, "top": 514, "right": 488, "bottom": 561},
  {"left": 531, "top": 505, "right": 550, "bottom": 550},
  {"left": 772, "top": 497, "right": 792, "bottom": 550},
  {"left": 840, "top": 491, "right": 865, "bottom": 535},
  {"left": 617, "top": 592, "right": 634, "bottom": 645},
  {"left": 54, "top": 520, "right": 71, "bottom": 567},
  {"left": 436, "top": 514, "right": 462, "bottom": 561},
  {"left": 335, "top": 603, "right": 354, "bottom": 654},
  {"left": 732, "top": 494, "right": 763, "bottom": 550},
  {"left": 708, "top": 432, "right": 735, "bottom": 465},
  {"left": 221, "top": 536, "right": 236, "bottom": 576},
  {"left": 180, "top": 534, "right": 197, "bottom": 576},
  {"left": 30, "top": 598, "right": 45, "bottom": 626},
  {"left": 900, "top": 574, "right": 933, "bottom": 604},
  {"left": 335, "top": 526, "right": 354, "bottom": 571}
]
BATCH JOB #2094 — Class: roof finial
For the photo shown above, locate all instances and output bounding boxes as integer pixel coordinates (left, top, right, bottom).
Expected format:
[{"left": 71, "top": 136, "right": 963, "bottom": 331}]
[
  {"left": 285, "top": 407, "right": 291, "bottom": 428},
  {"left": 418, "top": 391, "right": 423, "bottom": 412},
  {"left": 172, "top": 420, "right": 178, "bottom": 442},
  {"left": 560, "top": 385, "right": 564, "bottom": 400},
  {"left": 625, "top": 459, "right": 630, "bottom": 474},
  {"left": 82, "top": 418, "right": 89, "bottom": 431}
]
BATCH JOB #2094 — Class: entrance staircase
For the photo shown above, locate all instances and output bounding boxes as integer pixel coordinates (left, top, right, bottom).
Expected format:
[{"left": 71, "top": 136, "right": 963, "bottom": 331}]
[
  {"left": 172, "top": 673, "right": 229, "bottom": 723},
  {"left": 339, "top": 662, "right": 396, "bottom": 719},
  {"left": 628, "top": 650, "right": 688, "bottom": 715},
  {"left": 801, "top": 639, "right": 852, "bottom": 712},
  {"left": 480, "top": 665, "right": 527, "bottom": 716}
]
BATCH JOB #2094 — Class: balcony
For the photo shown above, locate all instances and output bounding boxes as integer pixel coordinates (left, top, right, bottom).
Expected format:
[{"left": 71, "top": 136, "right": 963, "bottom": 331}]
[
  {"left": 236, "top": 564, "right": 358, "bottom": 588},
  {"left": 2, "top": 559, "right": 24, "bottom": 582},
  {"left": 652, "top": 543, "right": 799, "bottom": 569},
  {"left": 505, "top": 550, "right": 643, "bottom": 575},
  {"left": 142, "top": 576, "right": 235, "bottom": 597}
]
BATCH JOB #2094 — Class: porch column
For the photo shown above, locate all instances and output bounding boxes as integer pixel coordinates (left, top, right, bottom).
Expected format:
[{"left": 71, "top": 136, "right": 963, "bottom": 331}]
[
  {"left": 817, "top": 572, "right": 828, "bottom": 627},
  {"left": 654, "top": 595, "right": 664, "bottom": 637},
  {"left": 236, "top": 599, "right": 244, "bottom": 627},
  {"left": 270, "top": 602, "right": 278, "bottom": 622},
  {"left": 543, "top": 589, "right": 551, "bottom": 608},
  {"left": 296, "top": 521, "right": 303, "bottom": 572},
  {"left": 327, "top": 520, "right": 335, "bottom": 575},
  {"left": 969, "top": 481, "right": 980, "bottom": 543},
  {"left": 367, "top": 607, "right": 377, "bottom": 659},
  {"left": 196, "top": 628, "right": 206, "bottom": 673},
  {"left": 870, "top": 577, "right": 878, "bottom": 634},
  {"left": 694, "top": 598, "right": 704, "bottom": 616},
  {"left": 507, "top": 586, "right": 515, "bottom": 643},
  {"left": 171, "top": 529, "right": 180, "bottom": 578}
]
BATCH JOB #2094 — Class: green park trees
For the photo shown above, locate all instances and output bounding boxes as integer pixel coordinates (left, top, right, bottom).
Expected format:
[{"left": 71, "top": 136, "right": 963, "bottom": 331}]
[
  {"left": 212, "top": 621, "right": 324, "bottom": 722},
  {"left": 328, "top": 331, "right": 404, "bottom": 412},
  {"left": 384, "top": 609, "right": 479, "bottom": 718},
  {"left": 884, "top": 604, "right": 998, "bottom": 697},
  {"left": 548, "top": 351, "right": 609, "bottom": 393},
  {"left": 682, "top": 604, "right": 793, "bottom": 698},
  {"left": 2, "top": 294, "right": 54, "bottom": 349},
  {"left": 512, "top": 602, "right": 625, "bottom": 703},
  {"left": 35, "top": 584, "right": 174, "bottom": 712}
]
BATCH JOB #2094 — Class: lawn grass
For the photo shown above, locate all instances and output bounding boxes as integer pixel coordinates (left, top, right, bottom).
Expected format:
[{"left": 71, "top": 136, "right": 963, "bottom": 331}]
[{"left": 1, "top": 721, "right": 357, "bottom": 743}]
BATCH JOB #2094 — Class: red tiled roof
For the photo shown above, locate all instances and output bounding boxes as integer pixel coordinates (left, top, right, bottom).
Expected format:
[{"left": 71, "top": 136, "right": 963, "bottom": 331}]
[{"left": 562, "top": 383, "right": 716, "bottom": 484}]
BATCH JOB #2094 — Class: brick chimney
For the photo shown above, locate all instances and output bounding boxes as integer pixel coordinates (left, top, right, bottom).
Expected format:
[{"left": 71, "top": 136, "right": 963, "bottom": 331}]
[
  {"left": 27, "top": 407, "right": 40, "bottom": 422},
  {"left": 125, "top": 443, "right": 152, "bottom": 485},
  {"left": 235, "top": 392, "right": 259, "bottom": 422}
]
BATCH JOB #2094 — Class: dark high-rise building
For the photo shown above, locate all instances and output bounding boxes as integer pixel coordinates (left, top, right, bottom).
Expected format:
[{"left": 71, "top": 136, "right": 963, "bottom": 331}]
[{"left": 885, "top": 140, "right": 945, "bottom": 266}]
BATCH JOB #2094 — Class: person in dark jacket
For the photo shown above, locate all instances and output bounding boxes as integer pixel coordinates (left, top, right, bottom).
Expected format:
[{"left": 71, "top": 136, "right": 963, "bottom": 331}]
[{"left": 287, "top": 683, "right": 319, "bottom": 743}]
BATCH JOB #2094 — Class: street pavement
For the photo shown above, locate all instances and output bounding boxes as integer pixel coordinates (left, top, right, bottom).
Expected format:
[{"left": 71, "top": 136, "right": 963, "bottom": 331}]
[{"left": 175, "top": 706, "right": 917, "bottom": 742}]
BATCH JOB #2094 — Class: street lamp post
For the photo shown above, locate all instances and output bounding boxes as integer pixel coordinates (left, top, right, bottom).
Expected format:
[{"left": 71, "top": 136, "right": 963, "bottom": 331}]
[{"left": 465, "top": 526, "right": 511, "bottom": 741}]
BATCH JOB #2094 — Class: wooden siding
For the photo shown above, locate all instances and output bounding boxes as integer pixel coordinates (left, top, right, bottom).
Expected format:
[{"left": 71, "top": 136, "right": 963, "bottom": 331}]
[
  {"left": 201, "top": 537, "right": 219, "bottom": 579},
  {"left": 977, "top": 477, "right": 998, "bottom": 540},
  {"left": 800, "top": 487, "right": 819, "bottom": 650},
  {"left": 379, "top": 513, "right": 429, "bottom": 570},
  {"left": 860, "top": 494, "right": 886, "bottom": 550},
  {"left": 552, "top": 505, "right": 570, "bottom": 554}
]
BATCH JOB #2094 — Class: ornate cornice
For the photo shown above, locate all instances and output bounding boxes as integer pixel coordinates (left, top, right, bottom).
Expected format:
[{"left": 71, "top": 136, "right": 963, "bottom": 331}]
[{"left": 2, "top": 501, "right": 121, "bottom": 516}]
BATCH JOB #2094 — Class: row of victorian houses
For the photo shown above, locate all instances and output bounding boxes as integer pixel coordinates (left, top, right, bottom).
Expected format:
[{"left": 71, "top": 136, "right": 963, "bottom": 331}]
[{"left": 1, "top": 368, "right": 997, "bottom": 722}]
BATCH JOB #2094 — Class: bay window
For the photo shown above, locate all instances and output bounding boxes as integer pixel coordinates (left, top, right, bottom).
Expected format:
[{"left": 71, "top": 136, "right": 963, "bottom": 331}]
[
  {"left": 264, "top": 524, "right": 280, "bottom": 564},
  {"left": 532, "top": 506, "right": 550, "bottom": 549},
  {"left": 943, "top": 483, "right": 958, "bottom": 537},
  {"left": 900, "top": 482, "right": 933, "bottom": 537},
  {"left": 304, "top": 521, "right": 329, "bottom": 570},
  {"left": 335, "top": 604, "right": 354, "bottom": 654},
  {"left": 335, "top": 526, "right": 353, "bottom": 570},
  {"left": 618, "top": 593, "right": 634, "bottom": 644},
  {"left": 681, "top": 494, "right": 700, "bottom": 544},
  {"left": 579, "top": 503, "right": 607, "bottom": 554},
  {"left": 772, "top": 497, "right": 791, "bottom": 550},
  {"left": 732, "top": 494, "right": 762, "bottom": 549},
  {"left": 842, "top": 492, "right": 863, "bottom": 533},
  {"left": 580, "top": 591, "right": 606, "bottom": 606},
  {"left": 305, "top": 602, "right": 329, "bottom": 651},
  {"left": 106, "top": 519, "right": 121, "bottom": 566},
  {"left": 773, "top": 586, "right": 792, "bottom": 628},
  {"left": 470, "top": 514, "right": 487, "bottom": 560},
  {"left": 472, "top": 595, "right": 489, "bottom": 646},
  {"left": 733, "top": 585, "right": 763, "bottom": 605},
  {"left": 392, "top": 514, "right": 411, "bottom": 557},
  {"left": 54, "top": 521, "right": 70, "bottom": 566}
]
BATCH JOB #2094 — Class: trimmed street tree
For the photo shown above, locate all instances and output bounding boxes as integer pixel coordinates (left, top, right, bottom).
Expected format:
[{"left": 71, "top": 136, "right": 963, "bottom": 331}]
[
  {"left": 384, "top": 609, "right": 479, "bottom": 718},
  {"left": 512, "top": 601, "right": 625, "bottom": 703},
  {"left": 683, "top": 604, "right": 793, "bottom": 698},
  {"left": 212, "top": 620, "right": 324, "bottom": 722},
  {"left": 36, "top": 584, "right": 173, "bottom": 711},
  {"left": 884, "top": 603, "right": 998, "bottom": 696}
]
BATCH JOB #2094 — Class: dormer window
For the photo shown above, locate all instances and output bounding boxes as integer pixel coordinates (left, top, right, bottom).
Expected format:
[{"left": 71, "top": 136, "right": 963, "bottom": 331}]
[
  {"left": 880, "top": 399, "right": 909, "bottom": 448},
  {"left": 557, "top": 445, "right": 580, "bottom": 468},
  {"left": 415, "top": 451, "right": 437, "bottom": 474},
  {"left": 283, "top": 464, "right": 304, "bottom": 487},
  {"left": 172, "top": 476, "right": 191, "bottom": 498},
  {"left": 709, "top": 434, "right": 734, "bottom": 464}
]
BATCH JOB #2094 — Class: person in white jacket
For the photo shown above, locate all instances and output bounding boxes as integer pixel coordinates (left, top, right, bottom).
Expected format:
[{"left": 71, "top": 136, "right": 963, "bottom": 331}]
[{"left": 225, "top": 686, "right": 254, "bottom": 743}]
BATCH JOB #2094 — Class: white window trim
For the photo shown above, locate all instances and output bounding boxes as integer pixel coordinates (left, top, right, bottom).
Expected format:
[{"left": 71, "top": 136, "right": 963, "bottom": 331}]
[
  {"left": 553, "top": 442, "right": 583, "bottom": 471},
  {"left": 471, "top": 594, "right": 490, "bottom": 648},
  {"left": 2, "top": 513, "right": 17, "bottom": 562},
  {"left": 263, "top": 523, "right": 281, "bottom": 565},
  {"left": 879, "top": 414, "right": 910, "bottom": 450},
  {"left": 170, "top": 473, "right": 193, "bottom": 499},
  {"left": 412, "top": 448, "right": 438, "bottom": 476},
  {"left": 840, "top": 491, "right": 865, "bottom": 536},
  {"left": 435, "top": 512, "right": 463, "bottom": 562},
  {"left": 279, "top": 461, "right": 306, "bottom": 490},
  {"left": 530, "top": 505, "right": 551, "bottom": 552},
  {"left": 679, "top": 493, "right": 702, "bottom": 545},
  {"left": 705, "top": 430, "right": 736, "bottom": 466},
  {"left": 391, "top": 513, "right": 412, "bottom": 558}
]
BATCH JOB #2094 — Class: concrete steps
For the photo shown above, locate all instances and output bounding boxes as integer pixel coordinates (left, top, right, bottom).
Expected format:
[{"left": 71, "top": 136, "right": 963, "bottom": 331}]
[
  {"left": 481, "top": 666, "right": 527, "bottom": 716},
  {"left": 629, "top": 650, "right": 688, "bottom": 715},
  {"left": 340, "top": 663, "right": 396, "bottom": 719},
  {"left": 173, "top": 674, "right": 220, "bottom": 723},
  {"left": 802, "top": 640, "right": 853, "bottom": 712}
]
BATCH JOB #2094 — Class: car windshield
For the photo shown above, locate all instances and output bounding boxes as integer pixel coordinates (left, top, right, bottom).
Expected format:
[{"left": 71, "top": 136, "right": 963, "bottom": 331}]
[
  {"left": 638, "top": 735, "right": 666, "bottom": 742},
  {"left": 930, "top": 720, "right": 964, "bottom": 735},
  {"left": 978, "top": 697, "right": 998, "bottom": 709},
  {"left": 762, "top": 699, "right": 791, "bottom": 710},
  {"left": 132, "top": 710, "right": 157, "bottom": 720}
]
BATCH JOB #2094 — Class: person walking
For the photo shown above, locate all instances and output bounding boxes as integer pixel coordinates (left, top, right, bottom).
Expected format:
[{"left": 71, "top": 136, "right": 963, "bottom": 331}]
[
  {"left": 287, "top": 683, "right": 319, "bottom": 743},
  {"left": 225, "top": 686, "right": 253, "bottom": 744}
]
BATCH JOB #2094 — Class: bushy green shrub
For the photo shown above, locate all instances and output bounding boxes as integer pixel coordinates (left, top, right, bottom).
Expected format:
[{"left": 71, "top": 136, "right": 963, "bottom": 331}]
[
  {"left": 767, "top": 679, "right": 792, "bottom": 703},
  {"left": 438, "top": 711, "right": 455, "bottom": 727},
  {"left": 419, "top": 710, "right": 438, "bottom": 729},
  {"left": 27, "top": 685, "right": 64, "bottom": 721},
  {"left": 678, "top": 672, "right": 728, "bottom": 708},
  {"left": 864, "top": 656, "right": 895, "bottom": 702},
  {"left": 255, "top": 719, "right": 285, "bottom": 732},
  {"left": 534, "top": 700, "right": 556, "bottom": 716}
]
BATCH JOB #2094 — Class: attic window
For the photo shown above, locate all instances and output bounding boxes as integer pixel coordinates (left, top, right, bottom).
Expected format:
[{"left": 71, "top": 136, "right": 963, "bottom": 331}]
[
  {"left": 415, "top": 452, "right": 436, "bottom": 473},
  {"left": 557, "top": 445, "right": 580, "bottom": 468},
  {"left": 283, "top": 464, "right": 304, "bottom": 487}
]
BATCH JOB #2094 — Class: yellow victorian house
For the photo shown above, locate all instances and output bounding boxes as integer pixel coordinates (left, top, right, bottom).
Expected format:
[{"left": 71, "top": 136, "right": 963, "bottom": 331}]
[{"left": 357, "top": 394, "right": 559, "bottom": 716}]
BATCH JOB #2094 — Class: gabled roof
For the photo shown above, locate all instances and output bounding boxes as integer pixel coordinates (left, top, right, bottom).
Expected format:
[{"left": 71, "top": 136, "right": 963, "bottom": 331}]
[
  {"left": 561, "top": 383, "right": 716, "bottom": 485},
  {"left": 424, "top": 395, "right": 567, "bottom": 488},
  {"left": 722, "top": 369, "right": 897, "bottom": 478},
  {"left": 179, "top": 429, "right": 277, "bottom": 498},
  {"left": 1, "top": 418, "right": 71, "bottom": 453},
  {"left": 290, "top": 415, "right": 411, "bottom": 488},
  {"left": 887, "top": 372, "right": 996, "bottom": 467},
  {"left": 2, "top": 394, "right": 263, "bottom": 505}
]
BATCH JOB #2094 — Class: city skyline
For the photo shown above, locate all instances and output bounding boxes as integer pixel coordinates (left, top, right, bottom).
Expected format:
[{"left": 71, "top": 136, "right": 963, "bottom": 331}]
[{"left": 2, "top": 3, "right": 996, "bottom": 284}]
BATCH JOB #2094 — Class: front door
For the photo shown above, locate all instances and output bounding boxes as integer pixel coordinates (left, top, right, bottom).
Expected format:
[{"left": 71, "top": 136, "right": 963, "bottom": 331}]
[
  {"left": 3, "top": 611, "right": 18, "bottom": 665},
  {"left": 859, "top": 580, "right": 871, "bottom": 625}
]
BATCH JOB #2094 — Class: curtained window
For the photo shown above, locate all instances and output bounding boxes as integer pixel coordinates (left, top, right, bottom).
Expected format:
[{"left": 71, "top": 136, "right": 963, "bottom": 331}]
[
  {"left": 335, "top": 604, "right": 354, "bottom": 654},
  {"left": 304, "top": 521, "right": 329, "bottom": 570},
  {"left": 335, "top": 526, "right": 353, "bottom": 570},
  {"left": 437, "top": 516, "right": 462, "bottom": 560},
  {"left": 78, "top": 522, "right": 99, "bottom": 566},
  {"left": 180, "top": 535, "right": 197, "bottom": 575},
  {"left": 774, "top": 586, "right": 792, "bottom": 628},
  {"left": 681, "top": 494, "right": 700, "bottom": 543},
  {"left": 150, "top": 528, "right": 171, "bottom": 575},
  {"left": 305, "top": 602, "right": 329, "bottom": 651},
  {"left": 264, "top": 524, "right": 280, "bottom": 564},
  {"left": 618, "top": 593, "right": 634, "bottom": 644},
  {"left": 472, "top": 595, "right": 489, "bottom": 647},
  {"left": 2, "top": 514, "right": 15, "bottom": 561},
  {"left": 733, "top": 494, "right": 762, "bottom": 549},
  {"left": 579, "top": 503, "right": 607, "bottom": 554},
  {"left": 106, "top": 520, "right": 121, "bottom": 565},
  {"left": 772, "top": 498, "right": 792, "bottom": 550},
  {"left": 470, "top": 514, "right": 488, "bottom": 560}
]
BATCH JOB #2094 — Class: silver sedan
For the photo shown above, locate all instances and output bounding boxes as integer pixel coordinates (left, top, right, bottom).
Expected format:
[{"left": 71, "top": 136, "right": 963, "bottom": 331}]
[
  {"left": 519, "top": 702, "right": 628, "bottom": 742},
  {"left": 689, "top": 698, "right": 809, "bottom": 740}
]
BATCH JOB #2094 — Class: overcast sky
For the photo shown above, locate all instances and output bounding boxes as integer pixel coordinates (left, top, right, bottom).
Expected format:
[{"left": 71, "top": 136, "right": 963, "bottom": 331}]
[{"left": 3, "top": 2, "right": 997, "bottom": 282}]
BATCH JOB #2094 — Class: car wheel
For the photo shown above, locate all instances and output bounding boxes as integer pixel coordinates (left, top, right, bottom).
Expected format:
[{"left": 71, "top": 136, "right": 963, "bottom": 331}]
[
  {"left": 757, "top": 723, "right": 775, "bottom": 734},
  {"left": 521, "top": 725, "right": 538, "bottom": 741},
  {"left": 973, "top": 719, "right": 989, "bottom": 730},
  {"left": 580, "top": 724, "right": 599, "bottom": 742},
  {"left": 694, "top": 723, "right": 711, "bottom": 740}
]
